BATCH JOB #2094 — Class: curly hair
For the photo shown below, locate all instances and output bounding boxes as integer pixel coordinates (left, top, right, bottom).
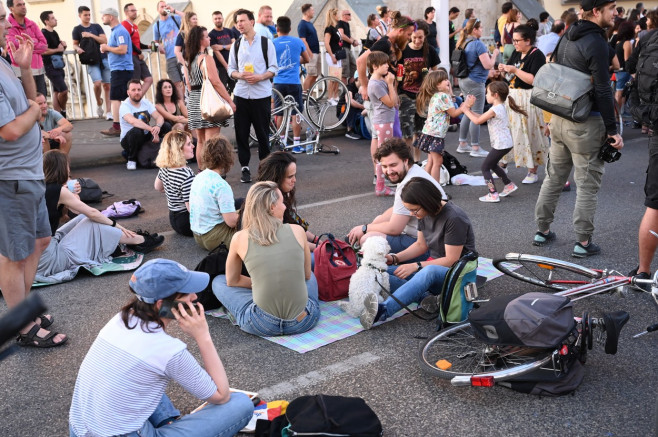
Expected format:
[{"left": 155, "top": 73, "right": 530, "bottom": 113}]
[
  {"left": 156, "top": 130, "right": 192, "bottom": 168},
  {"left": 373, "top": 137, "right": 412, "bottom": 163},
  {"left": 258, "top": 151, "right": 297, "bottom": 212},
  {"left": 155, "top": 79, "right": 181, "bottom": 105},
  {"left": 185, "top": 26, "right": 207, "bottom": 68},
  {"left": 203, "top": 135, "right": 234, "bottom": 173},
  {"left": 43, "top": 150, "right": 69, "bottom": 186}
]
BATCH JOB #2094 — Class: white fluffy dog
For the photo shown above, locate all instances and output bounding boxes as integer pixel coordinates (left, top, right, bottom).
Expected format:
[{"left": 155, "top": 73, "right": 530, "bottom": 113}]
[{"left": 339, "top": 236, "right": 390, "bottom": 317}]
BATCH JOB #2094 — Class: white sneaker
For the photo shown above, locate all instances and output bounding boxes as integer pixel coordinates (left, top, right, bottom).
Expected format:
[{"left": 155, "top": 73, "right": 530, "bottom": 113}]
[
  {"left": 327, "top": 98, "right": 338, "bottom": 106},
  {"left": 105, "top": 113, "right": 113, "bottom": 121},
  {"left": 456, "top": 144, "right": 473, "bottom": 154},
  {"left": 126, "top": 161, "right": 137, "bottom": 171},
  {"left": 96, "top": 105, "right": 104, "bottom": 118},
  {"left": 469, "top": 148, "right": 489, "bottom": 157},
  {"left": 522, "top": 172, "right": 539, "bottom": 184},
  {"left": 479, "top": 192, "right": 500, "bottom": 203},
  {"left": 499, "top": 182, "right": 518, "bottom": 197}
]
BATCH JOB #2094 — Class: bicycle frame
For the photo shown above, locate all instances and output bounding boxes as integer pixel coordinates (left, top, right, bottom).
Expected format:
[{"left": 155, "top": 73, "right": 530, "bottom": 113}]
[{"left": 275, "top": 95, "right": 340, "bottom": 154}]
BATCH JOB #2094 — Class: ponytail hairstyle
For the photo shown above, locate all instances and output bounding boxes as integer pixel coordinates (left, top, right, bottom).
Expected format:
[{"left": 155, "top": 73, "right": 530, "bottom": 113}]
[
  {"left": 487, "top": 81, "right": 527, "bottom": 117},
  {"left": 388, "top": 11, "right": 415, "bottom": 61},
  {"left": 456, "top": 18, "right": 480, "bottom": 49},
  {"left": 416, "top": 69, "right": 449, "bottom": 117}
]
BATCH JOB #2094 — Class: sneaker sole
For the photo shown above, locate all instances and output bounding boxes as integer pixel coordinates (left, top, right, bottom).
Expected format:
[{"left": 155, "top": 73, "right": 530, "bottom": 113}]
[
  {"left": 359, "top": 294, "right": 379, "bottom": 330},
  {"left": 499, "top": 187, "right": 518, "bottom": 197},
  {"left": 455, "top": 148, "right": 472, "bottom": 154}
]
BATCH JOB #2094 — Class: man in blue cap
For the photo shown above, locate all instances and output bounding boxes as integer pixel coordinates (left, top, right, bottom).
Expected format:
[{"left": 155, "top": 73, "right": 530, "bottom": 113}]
[{"left": 69, "top": 259, "right": 254, "bottom": 437}]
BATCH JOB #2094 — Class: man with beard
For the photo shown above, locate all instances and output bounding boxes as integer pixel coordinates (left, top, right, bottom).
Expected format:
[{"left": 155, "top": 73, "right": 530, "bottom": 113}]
[
  {"left": 122, "top": 3, "right": 153, "bottom": 96},
  {"left": 209, "top": 11, "right": 235, "bottom": 94},
  {"left": 153, "top": 2, "right": 184, "bottom": 99},
  {"left": 347, "top": 138, "right": 446, "bottom": 262},
  {"left": 119, "top": 80, "right": 170, "bottom": 170},
  {"left": 534, "top": 0, "right": 623, "bottom": 257}
]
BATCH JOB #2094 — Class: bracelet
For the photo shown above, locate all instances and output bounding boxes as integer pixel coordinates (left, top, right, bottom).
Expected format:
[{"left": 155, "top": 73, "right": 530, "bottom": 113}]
[
  {"left": 109, "top": 218, "right": 116, "bottom": 227},
  {"left": 391, "top": 253, "right": 399, "bottom": 265},
  {"left": 312, "top": 235, "right": 320, "bottom": 245}
]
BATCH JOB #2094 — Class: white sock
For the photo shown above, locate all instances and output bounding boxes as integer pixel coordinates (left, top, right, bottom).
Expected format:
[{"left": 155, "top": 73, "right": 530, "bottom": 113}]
[{"left": 293, "top": 137, "right": 300, "bottom": 145}]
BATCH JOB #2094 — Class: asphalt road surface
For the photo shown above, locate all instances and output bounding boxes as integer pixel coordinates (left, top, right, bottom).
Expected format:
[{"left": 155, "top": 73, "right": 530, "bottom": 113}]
[{"left": 1, "top": 124, "right": 657, "bottom": 436}]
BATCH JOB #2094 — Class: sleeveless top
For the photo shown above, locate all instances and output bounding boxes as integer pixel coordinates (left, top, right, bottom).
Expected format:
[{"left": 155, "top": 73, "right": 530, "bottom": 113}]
[
  {"left": 503, "top": 23, "right": 515, "bottom": 44},
  {"left": 189, "top": 55, "right": 205, "bottom": 88},
  {"left": 45, "top": 183, "right": 64, "bottom": 236},
  {"left": 163, "top": 101, "right": 182, "bottom": 117},
  {"left": 244, "top": 224, "right": 307, "bottom": 320}
]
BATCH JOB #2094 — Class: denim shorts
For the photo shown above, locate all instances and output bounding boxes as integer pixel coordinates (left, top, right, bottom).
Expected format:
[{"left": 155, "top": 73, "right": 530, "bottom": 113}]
[
  {"left": 0, "top": 180, "right": 51, "bottom": 261},
  {"left": 87, "top": 58, "right": 110, "bottom": 83},
  {"left": 615, "top": 71, "right": 631, "bottom": 91}
]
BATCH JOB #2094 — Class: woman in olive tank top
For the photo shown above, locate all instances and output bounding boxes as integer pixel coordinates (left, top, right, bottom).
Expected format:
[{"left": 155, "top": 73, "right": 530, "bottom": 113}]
[{"left": 212, "top": 181, "right": 320, "bottom": 336}]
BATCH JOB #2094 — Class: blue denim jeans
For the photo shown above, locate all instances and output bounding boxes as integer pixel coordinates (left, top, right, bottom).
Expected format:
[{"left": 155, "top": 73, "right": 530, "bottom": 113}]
[
  {"left": 70, "top": 393, "right": 253, "bottom": 437},
  {"left": 212, "top": 274, "right": 320, "bottom": 336},
  {"left": 381, "top": 265, "right": 450, "bottom": 320},
  {"left": 386, "top": 234, "right": 430, "bottom": 263}
]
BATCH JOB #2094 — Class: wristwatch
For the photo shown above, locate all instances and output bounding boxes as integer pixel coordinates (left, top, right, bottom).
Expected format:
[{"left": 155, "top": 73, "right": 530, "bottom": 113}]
[
  {"left": 416, "top": 262, "right": 423, "bottom": 271},
  {"left": 362, "top": 224, "right": 368, "bottom": 234}
]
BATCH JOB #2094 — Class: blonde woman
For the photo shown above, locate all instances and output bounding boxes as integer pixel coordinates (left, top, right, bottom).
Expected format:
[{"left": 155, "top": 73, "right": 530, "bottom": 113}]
[
  {"left": 174, "top": 11, "right": 198, "bottom": 66},
  {"left": 212, "top": 181, "right": 320, "bottom": 336},
  {"left": 155, "top": 130, "right": 196, "bottom": 236},
  {"left": 324, "top": 8, "right": 342, "bottom": 103}
]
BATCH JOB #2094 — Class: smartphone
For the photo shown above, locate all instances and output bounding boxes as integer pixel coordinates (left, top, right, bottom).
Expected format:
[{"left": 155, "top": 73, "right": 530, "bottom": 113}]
[{"left": 159, "top": 300, "right": 196, "bottom": 319}]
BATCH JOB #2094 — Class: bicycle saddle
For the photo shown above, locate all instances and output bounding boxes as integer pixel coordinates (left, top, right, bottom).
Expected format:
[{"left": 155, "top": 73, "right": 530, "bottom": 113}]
[{"left": 603, "top": 311, "right": 630, "bottom": 355}]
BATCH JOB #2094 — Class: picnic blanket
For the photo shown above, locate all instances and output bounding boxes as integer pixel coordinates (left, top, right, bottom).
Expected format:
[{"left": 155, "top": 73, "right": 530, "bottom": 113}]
[{"left": 207, "top": 257, "right": 505, "bottom": 353}]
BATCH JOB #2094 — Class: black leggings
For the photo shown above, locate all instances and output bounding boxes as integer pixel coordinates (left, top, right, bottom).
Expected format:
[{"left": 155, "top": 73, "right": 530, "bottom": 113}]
[
  {"left": 482, "top": 147, "right": 512, "bottom": 190},
  {"left": 169, "top": 210, "right": 192, "bottom": 237}
]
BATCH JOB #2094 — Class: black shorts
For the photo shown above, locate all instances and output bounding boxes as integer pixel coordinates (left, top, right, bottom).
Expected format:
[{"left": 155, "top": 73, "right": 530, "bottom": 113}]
[
  {"left": 110, "top": 69, "right": 134, "bottom": 101},
  {"left": 44, "top": 65, "right": 68, "bottom": 92},
  {"left": 645, "top": 134, "right": 658, "bottom": 209},
  {"left": 132, "top": 55, "right": 152, "bottom": 81}
]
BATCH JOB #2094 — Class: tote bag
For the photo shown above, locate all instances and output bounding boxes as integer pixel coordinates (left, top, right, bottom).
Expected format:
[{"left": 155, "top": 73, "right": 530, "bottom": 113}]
[{"left": 200, "top": 57, "right": 233, "bottom": 123}]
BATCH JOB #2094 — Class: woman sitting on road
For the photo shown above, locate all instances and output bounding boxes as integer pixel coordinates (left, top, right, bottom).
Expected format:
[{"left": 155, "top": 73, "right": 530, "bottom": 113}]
[
  {"left": 36, "top": 150, "right": 164, "bottom": 288},
  {"left": 360, "top": 177, "right": 477, "bottom": 329},
  {"left": 155, "top": 79, "right": 189, "bottom": 132},
  {"left": 258, "top": 151, "right": 320, "bottom": 250},
  {"left": 213, "top": 181, "right": 320, "bottom": 336},
  {"left": 189, "top": 136, "right": 239, "bottom": 251},
  {"left": 69, "top": 259, "right": 254, "bottom": 437},
  {"left": 155, "top": 130, "right": 196, "bottom": 237}
]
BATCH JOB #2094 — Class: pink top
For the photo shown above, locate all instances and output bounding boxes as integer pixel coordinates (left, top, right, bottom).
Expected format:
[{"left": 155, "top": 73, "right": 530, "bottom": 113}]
[{"left": 8, "top": 14, "right": 48, "bottom": 71}]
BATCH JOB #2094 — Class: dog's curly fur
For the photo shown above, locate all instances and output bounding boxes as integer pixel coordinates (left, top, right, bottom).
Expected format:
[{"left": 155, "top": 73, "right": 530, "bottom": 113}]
[{"left": 339, "top": 236, "right": 390, "bottom": 317}]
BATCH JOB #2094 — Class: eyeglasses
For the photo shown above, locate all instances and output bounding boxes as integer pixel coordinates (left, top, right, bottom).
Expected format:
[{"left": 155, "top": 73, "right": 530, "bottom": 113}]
[
  {"left": 407, "top": 206, "right": 422, "bottom": 216},
  {"left": 512, "top": 38, "right": 526, "bottom": 43}
]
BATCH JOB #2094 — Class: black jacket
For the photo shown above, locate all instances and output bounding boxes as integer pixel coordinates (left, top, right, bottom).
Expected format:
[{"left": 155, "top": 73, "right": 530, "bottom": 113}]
[
  {"left": 554, "top": 20, "right": 617, "bottom": 135},
  {"left": 625, "top": 28, "right": 658, "bottom": 74}
]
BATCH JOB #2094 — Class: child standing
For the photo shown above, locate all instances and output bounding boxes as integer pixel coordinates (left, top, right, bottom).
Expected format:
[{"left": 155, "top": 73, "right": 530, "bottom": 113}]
[
  {"left": 462, "top": 81, "right": 525, "bottom": 202},
  {"left": 367, "top": 51, "right": 397, "bottom": 196},
  {"left": 414, "top": 70, "right": 465, "bottom": 183}
]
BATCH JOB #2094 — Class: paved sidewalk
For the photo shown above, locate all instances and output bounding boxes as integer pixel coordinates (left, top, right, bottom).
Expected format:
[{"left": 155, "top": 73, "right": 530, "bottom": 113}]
[{"left": 67, "top": 118, "right": 346, "bottom": 170}]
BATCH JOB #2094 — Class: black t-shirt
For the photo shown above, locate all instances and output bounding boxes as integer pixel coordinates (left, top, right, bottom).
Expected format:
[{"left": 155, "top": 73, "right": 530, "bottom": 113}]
[
  {"left": 337, "top": 20, "right": 351, "bottom": 39},
  {"left": 369, "top": 36, "right": 397, "bottom": 74},
  {"left": 615, "top": 40, "right": 628, "bottom": 70},
  {"left": 324, "top": 25, "right": 342, "bottom": 54},
  {"left": 507, "top": 47, "right": 546, "bottom": 89},
  {"left": 449, "top": 21, "right": 456, "bottom": 55},
  {"left": 399, "top": 45, "right": 440, "bottom": 97},
  {"left": 42, "top": 28, "right": 61, "bottom": 67},
  {"left": 417, "top": 202, "right": 476, "bottom": 260},
  {"left": 428, "top": 21, "right": 438, "bottom": 48}
]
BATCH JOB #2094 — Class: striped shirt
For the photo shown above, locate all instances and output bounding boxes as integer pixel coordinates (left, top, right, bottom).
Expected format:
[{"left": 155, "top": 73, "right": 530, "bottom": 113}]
[
  {"left": 69, "top": 313, "right": 217, "bottom": 437},
  {"left": 157, "top": 166, "right": 195, "bottom": 212}
]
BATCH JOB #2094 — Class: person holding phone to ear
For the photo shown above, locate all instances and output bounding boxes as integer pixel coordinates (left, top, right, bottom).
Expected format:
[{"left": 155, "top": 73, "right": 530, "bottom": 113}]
[{"left": 69, "top": 259, "right": 254, "bottom": 437}]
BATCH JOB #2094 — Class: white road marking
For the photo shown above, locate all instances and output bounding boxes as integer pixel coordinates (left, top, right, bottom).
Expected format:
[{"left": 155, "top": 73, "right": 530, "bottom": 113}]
[
  {"left": 257, "top": 352, "right": 381, "bottom": 398},
  {"left": 297, "top": 192, "right": 375, "bottom": 210}
]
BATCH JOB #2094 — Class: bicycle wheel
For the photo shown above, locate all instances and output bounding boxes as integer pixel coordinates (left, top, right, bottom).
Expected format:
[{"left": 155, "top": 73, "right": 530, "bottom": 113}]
[
  {"left": 418, "top": 322, "right": 554, "bottom": 381},
  {"left": 493, "top": 253, "right": 602, "bottom": 291},
  {"left": 249, "top": 88, "right": 286, "bottom": 143},
  {"left": 305, "top": 77, "right": 351, "bottom": 130}
]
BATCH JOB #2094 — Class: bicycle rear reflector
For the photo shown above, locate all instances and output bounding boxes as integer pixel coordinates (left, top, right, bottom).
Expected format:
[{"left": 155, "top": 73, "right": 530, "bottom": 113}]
[{"left": 471, "top": 376, "right": 495, "bottom": 387}]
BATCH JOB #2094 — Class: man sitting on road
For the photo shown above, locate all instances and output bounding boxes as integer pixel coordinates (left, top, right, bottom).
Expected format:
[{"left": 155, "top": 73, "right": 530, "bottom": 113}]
[
  {"left": 347, "top": 138, "right": 447, "bottom": 262},
  {"left": 120, "top": 80, "right": 171, "bottom": 170},
  {"left": 36, "top": 92, "right": 73, "bottom": 155}
]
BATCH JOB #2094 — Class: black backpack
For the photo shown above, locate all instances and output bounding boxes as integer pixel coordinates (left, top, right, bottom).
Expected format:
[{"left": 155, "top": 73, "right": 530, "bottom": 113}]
[
  {"left": 79, "top": 37, "right": 101, "bottom": 65},
  {"left": 441, "top": 150, "right": 468, "bottom": 181},
  {"left": 630, "top": 30, "right": 658, "bottom": 126},
  {"left": 450, "top": 39, "right": 473, "bottom": 78}
]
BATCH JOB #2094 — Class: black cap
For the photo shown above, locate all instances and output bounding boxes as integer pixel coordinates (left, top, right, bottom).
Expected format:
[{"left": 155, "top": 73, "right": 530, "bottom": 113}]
[{"left": 580, "top": 0, "right": 614, "bottom": 11}]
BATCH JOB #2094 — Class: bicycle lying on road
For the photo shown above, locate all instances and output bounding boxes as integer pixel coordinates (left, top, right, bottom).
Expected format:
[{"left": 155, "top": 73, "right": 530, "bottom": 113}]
[{"left": 418, "top": 253, "right": 657, "bottom": 388}]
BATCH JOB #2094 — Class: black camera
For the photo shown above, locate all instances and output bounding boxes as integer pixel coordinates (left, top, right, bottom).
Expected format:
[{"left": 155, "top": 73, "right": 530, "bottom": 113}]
[{"left": 598, "top": 138, "right": 622, "bottom": 163}]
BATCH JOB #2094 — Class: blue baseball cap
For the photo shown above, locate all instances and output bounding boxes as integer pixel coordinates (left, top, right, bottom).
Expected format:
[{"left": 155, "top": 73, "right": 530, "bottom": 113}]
[{"left": 129, "top": 259, "right": 209, "bottom": 304}]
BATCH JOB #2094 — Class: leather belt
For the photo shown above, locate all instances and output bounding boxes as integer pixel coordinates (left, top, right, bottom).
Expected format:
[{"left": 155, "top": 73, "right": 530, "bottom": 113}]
[
  {"left": 295, "top": 310, "right": 308, "bottom": 322},
  {"left": 190, "top": 85, "right": 202, "bottom": 91}
]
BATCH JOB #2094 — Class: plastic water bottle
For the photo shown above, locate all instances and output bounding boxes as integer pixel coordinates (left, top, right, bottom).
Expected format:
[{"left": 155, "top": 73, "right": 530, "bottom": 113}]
[{"left": 305, "top": 128, "right": 314, "bottom": 154}]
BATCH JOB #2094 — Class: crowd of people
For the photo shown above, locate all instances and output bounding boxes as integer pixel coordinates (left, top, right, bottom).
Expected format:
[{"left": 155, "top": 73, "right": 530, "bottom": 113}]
[{"left": 1, "top": 1, "right": 658, "bottom": 435}]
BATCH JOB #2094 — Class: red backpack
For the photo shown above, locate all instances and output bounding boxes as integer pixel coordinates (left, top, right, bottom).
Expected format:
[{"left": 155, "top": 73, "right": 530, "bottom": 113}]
[{"left": 314, "top": 234, "right": 357, "bottom": 301}]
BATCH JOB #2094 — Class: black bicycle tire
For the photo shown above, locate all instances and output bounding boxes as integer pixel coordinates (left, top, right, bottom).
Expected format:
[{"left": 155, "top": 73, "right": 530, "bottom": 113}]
[
  {"left": 305, "top": 77, "right": 351, "bottom": 130},
  {"left": 417, "top": 322, "right": 553, "bottom": 379},
  {"left": 249, "top": 88, "right": 286, "bottom": 143},
  {"left": 493, "top": 254, "right": 601, "bottom": 291}
]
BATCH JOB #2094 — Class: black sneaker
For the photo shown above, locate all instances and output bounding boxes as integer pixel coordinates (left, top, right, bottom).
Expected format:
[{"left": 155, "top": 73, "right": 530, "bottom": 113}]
[
  {"left": 345, "top": 131, "right": 361, "bottom": 140},
  {"left": 628, "top": 267, "right": 652, "bottom": 292},
  {"left": 128, "top": 232, "right": 165, "bottom": 254},
  {"left": 572, "top": 238, "right": 601, "bottom": 258},
  {"left": 240, "top": 168, "right": 252, "bottom": 183},
  {"left": 533, "top": 230, "right": 556, "bottom": 246}
]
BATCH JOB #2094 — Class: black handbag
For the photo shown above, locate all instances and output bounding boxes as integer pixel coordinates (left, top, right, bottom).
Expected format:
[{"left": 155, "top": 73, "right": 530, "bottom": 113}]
[{"left": 335, "top": 48, "right": 347, "bottom": 60}]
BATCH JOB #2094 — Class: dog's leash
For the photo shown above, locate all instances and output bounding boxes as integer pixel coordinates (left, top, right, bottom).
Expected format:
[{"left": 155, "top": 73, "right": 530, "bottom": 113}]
[{"left": 374, "top": 277, "right": 439, "bottom": 321}]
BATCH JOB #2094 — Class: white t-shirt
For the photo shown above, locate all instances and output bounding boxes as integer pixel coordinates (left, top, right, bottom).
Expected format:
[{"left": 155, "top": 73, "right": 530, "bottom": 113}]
[
  {"left": 393, "top": 164, "right": 447, "bottom": 237},
  {"left": 119, "top": 98, "right": 157, "bottom": 141}
]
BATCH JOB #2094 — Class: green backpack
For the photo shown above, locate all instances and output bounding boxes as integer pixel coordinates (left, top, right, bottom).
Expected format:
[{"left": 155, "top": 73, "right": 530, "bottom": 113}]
[{"left": 437, "top": 251, "right": 478, "bottom": 327}]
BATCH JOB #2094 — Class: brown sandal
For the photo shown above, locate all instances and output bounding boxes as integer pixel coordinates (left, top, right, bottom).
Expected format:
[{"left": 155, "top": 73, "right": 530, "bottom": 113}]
[{"left": 16, "top": 324, "right": 68, "bottom": 348}]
